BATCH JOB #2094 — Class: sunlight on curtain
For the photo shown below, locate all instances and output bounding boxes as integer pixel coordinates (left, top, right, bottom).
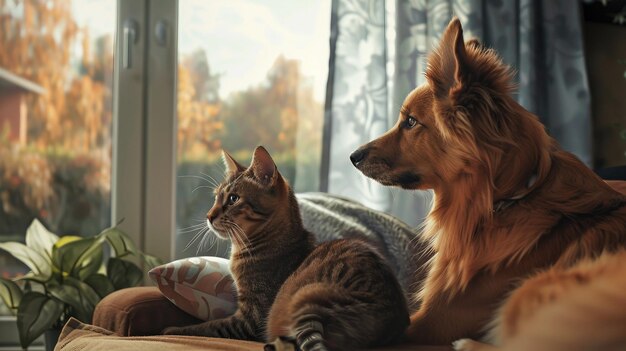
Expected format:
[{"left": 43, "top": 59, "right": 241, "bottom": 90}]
[{"left": 324, "top": 0, "right": 591, "bottom": 227}]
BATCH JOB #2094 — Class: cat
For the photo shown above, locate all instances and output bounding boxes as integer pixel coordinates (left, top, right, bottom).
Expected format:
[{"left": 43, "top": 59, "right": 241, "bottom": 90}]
[{"left": 163, "top": 146, "right": 409, "bottom": 351}]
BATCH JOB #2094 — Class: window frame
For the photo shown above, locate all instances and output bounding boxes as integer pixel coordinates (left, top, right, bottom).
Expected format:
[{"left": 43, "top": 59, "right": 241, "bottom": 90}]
[{"left": 112, "top": 0, "right": 178, "bottom": 262}]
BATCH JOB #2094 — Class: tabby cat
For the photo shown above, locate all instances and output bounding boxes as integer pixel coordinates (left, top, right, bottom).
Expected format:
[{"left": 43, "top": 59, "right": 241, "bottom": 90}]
[{"left": 163, "top": 146, "right": 409, "bottom": 351}]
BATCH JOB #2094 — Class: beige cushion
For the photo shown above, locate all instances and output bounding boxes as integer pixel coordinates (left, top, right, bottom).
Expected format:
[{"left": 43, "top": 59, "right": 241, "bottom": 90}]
[{"left": 148, "top": 256, "right": 237, "bottom": 321}]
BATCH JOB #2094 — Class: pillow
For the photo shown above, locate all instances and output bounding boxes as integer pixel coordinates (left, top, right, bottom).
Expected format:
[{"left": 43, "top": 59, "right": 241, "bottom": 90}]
[{"left": 149, "top": 256, "right": 237, "bottom": 321}]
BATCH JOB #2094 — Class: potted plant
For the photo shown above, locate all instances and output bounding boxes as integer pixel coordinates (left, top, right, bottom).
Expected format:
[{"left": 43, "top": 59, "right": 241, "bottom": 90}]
[{"left": 0, "top": 219, "right": 161, "bottom": 350}]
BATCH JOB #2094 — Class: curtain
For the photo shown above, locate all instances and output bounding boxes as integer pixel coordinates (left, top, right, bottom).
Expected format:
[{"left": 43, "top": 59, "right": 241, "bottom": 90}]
[{"left": 321, "top": 0, "right": 592, "bottom": 226}]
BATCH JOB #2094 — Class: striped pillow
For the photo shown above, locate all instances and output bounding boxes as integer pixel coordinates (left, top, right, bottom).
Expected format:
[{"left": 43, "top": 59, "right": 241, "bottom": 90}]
[{"left": 148, "top": 256, "right": 237, "bottom": 321}]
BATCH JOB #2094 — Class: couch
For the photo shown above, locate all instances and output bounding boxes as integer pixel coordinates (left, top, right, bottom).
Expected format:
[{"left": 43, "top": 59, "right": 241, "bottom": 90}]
[
  {"left": 56, "top": 193, "right": 451, "bottom": 350},
  {"left": 57, "top": 177, "right": 626, "bottom": 350}
]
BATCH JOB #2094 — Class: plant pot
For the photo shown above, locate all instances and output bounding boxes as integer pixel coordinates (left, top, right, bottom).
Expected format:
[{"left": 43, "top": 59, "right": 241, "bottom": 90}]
[{"left": 44, "top": 327, "right": 62, "bottom": 351}]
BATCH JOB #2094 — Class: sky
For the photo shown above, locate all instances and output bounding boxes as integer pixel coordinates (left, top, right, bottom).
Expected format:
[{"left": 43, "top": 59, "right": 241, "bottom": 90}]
[{"left": 71, "top": 0, "right": 331, "bottom": 102}]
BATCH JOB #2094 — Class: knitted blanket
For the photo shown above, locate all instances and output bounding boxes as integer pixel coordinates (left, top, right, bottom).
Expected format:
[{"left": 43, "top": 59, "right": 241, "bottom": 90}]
[{"left": 297, "top": 192, "right": 430, "bottom": 308}]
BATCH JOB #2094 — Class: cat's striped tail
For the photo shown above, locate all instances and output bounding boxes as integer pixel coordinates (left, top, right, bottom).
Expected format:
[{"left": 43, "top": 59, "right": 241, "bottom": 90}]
[{"left": 264, "top": 314, "right": 328, "bottom": 351}]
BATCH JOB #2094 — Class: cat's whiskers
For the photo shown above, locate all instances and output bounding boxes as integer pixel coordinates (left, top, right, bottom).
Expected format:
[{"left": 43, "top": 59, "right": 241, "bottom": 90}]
[
  {"left": 184, "top": 226, "right": 210, "bottom": 252},
  {"left": 223, "top": 220, "right": 252, "bottom": 258},
  {"left": 227, "top": 220, "right": 252, "bottom": 251},
  {"left": 177, "top": 222, "right": 208, "bottom": 234},
  {"left": 178, "top": 174, "right": 217, "bottom": 186},
  {"left": 197, "top": 228, "right": 217, "bottom": 255},
  {"left": 200, "top": 172, "right": 222, "bottom": 189},
  {"left": 192, "top": 184, "right": 215, "bottom": 194},
  {"left": 224, "top": 222, "right": 245, "bottom": 249},
  {"left": 233, "top": 225, "right": 252, "bottom": 253}
]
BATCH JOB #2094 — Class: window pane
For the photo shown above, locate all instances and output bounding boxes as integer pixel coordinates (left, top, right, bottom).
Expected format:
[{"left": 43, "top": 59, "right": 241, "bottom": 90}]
[
  {"left": 176, "top": 0, "right": 330, "bottom": 258},
  {"left": 0, "top": 0, "right": 115, "bottom": 314}
]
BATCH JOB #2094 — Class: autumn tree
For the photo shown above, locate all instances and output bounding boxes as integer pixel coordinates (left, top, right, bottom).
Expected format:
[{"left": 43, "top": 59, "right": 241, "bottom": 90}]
[
  {"left": 177, "top": 50, "right": 223, "bottom": 161},
  {"left": 0, "top": 0, "right": 114, "bottom": 235},
  {"left": 220, "top": 55, "right": 322, "bottom": 159},
  {"left": 0, "top": 0, "right": 112, "bottom": 152}
]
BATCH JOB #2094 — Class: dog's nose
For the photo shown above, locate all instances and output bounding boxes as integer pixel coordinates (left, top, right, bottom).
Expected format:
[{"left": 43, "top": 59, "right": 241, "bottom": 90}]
[{"left": 350, "top": 148, "right": 369, "bottom": 167}]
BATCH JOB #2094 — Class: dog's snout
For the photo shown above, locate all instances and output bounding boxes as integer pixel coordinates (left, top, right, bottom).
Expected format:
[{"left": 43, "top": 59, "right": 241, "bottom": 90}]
[{"left": 350, "top": 147, "right": 369, "bottom": 167}]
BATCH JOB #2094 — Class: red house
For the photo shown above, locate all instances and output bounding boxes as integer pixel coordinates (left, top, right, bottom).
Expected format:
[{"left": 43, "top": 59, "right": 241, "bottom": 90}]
[{"left": 0, "top": 67, "right": 44, "bottom": 145}]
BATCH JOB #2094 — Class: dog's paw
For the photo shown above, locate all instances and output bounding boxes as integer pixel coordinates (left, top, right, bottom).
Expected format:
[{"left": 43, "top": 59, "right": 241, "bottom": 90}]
[
  {"left": 265, "top": 336, "right": 297, "bottom": 351},
  {"left": 452, "top": 339, "right": 498, "bottom": 351}
]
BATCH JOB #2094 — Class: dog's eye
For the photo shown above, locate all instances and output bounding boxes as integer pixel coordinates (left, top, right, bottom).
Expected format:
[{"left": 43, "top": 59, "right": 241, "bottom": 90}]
[
  {"left": 227, "top": 194, "right": 239, "bottom": 205},
  {"left": 406, "top": 116, "right": 418, "bottom": 128}
]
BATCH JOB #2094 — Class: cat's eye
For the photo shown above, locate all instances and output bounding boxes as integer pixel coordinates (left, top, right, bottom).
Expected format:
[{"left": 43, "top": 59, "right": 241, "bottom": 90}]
[{"left": 228, "top": 194, "right": 239, "bottom": 204}]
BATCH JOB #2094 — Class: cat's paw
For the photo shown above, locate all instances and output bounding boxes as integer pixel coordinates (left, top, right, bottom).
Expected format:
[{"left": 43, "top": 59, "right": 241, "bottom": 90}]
[
  {"left": 264, "top": 336, "right": 297, "bottom": 351},
  {"left": 162, "top": 326, "right": 185, "bottom": 335}
]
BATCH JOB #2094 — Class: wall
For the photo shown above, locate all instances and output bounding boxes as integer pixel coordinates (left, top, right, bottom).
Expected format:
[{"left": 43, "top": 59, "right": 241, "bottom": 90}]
[{"left": 584, "top": 22, "right": 626, "bottom": 168}]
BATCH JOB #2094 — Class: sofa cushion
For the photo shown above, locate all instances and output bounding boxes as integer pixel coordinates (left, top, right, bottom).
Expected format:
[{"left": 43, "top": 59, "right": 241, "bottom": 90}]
[
  {"left": 58, "top": 317, "right": 453, "bottom": 351},
  {"left": 148, "top": 256, "right": 237, "bottom": 321},
  {"left": 92, "top": 287, "right": 202, "bottom": 336}
]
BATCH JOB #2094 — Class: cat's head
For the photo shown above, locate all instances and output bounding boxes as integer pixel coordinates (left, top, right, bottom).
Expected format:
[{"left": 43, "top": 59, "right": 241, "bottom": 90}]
[{"left": 207, "top": 146, "right": 291, "bottom": 246}]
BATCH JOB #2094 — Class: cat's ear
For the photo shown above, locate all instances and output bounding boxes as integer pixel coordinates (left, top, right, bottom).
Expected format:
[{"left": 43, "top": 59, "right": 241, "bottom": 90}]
[
  {"left": 250, "top": 146, "right": 277, "bottom": 185},
  {"left": 222, "top": 150, "right": 246, "bottom": 176}
]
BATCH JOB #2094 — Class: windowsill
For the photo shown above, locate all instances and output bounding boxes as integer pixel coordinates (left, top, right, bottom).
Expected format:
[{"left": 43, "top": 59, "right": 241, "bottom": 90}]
[{"left": 0, "top": 316, "right": 44, "bottom": 349}]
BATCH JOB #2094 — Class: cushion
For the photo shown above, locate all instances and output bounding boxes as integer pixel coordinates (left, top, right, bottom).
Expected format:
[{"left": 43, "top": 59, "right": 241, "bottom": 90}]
[
  {"left": 56, "top": 317, "right": 264, "bottom": 351},
  {"left": 148, "top": 257, "right": 237, "bottom": 321},
  {"left": 92, "top": 287, "right": 202, "bottom": 336},
  {"left": 58, "top": 317, "right": 453, "bottom": 351}
]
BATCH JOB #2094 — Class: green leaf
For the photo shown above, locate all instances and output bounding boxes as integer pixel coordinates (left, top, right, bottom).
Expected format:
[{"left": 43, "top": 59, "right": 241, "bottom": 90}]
[
  {"left": 48, "top": 283, "right": 90, "bottom": 323},
  {"left": 52, "top": 236, "right": 105, "bottom": 279},
  {"left": 65, "top": 277, "right": 101, "bottom": 308},
  {"left": 15, "top": 271, "right": 58, "bottom": 285},
  {"left": 25, "top": 219, "right": 59, "bottom": 260},
  {"left": 0, "top": 278, "right": 22, "bottom": 315},
  {"left": 49, "top": 277, "right": 101, "bottom": 323},
  {"left": 0, "top": 242, "right": 51, "bottom": 279},
  {"left": 141, "top": 253, "right": 163, "bottom": 270},
  {"left": 17, "top": 292, "right": 64, "bottom": 349},
  {"left": 84, "top": 274, "right": 115, "bottom": 299},
  {"left": 101, "top": 228, "right": 138, "bottom": 258},
  {"left": 107, "top": 257, "right": 143, "bottom": 290}
]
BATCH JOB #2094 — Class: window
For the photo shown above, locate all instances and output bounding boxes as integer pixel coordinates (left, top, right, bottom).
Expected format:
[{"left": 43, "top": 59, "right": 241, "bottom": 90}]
[
  {"left": 0, "top": 0, "right": 332, "bottom": 331},
  {"left": 0, "top": 0, "right": 115, "bottom": 315},
  {"left": 175, "top": 0, "right": 331, "bottom": 258}
]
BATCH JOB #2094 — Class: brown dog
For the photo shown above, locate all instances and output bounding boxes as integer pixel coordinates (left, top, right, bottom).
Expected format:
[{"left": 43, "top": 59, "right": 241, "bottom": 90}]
[{"left": 351, "top": 18, "right": 626, "bottom": 350}]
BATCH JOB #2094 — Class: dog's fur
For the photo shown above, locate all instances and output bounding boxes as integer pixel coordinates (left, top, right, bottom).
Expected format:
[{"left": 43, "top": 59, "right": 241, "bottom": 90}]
[{"left": 351, "top": 18, "right": 626, "bottom": 349}]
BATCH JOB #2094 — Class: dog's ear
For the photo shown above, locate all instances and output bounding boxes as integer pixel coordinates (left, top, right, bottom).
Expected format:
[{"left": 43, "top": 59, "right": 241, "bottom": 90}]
[
  {"left": 426, "top": 17, "right": 468, "bottom": 99},
  {"left": 222, "top": 150, "right": 246, "bottom": 176},
  {"left": 466, "top": 38, "right": 482, "bottom": 50}
]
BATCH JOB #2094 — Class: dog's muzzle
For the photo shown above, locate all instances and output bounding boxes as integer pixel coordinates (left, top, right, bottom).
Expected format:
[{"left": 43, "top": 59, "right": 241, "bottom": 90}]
[{"left": 350, "top": 147, "right": 369, "bottom": 167}]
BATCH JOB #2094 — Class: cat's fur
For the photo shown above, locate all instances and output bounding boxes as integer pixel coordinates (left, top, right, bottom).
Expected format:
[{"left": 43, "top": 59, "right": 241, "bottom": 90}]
[{"left": 164, "top": 146, "right": 409, "bottom": 351}]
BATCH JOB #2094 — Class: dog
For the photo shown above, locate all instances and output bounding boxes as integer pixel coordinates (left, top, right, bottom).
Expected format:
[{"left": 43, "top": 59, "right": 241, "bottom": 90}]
[{"left": 350, "top": 17, "right": 626, "bottom": 350}]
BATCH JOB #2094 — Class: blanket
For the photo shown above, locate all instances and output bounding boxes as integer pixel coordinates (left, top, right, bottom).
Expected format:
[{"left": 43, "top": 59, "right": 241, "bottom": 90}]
[{"left": 297, "top": 192, "right": 430, "bottom": 309}]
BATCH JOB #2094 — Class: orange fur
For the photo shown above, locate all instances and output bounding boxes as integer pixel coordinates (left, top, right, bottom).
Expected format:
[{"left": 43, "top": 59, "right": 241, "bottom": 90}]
[{"left": 351, "top": 17, "right": 626, "bottom": 347}]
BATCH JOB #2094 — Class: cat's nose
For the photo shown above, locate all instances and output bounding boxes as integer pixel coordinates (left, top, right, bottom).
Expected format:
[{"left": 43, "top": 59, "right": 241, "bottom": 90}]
[
  {"left": 207, "top": 212, "right": 218, "bottom": 223},
  {"left": 350, "top": 147, "right": 369, "bottom": 167}
]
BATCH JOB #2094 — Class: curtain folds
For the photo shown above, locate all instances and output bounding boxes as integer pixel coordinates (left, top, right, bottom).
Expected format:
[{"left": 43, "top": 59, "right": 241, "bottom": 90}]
[{"left": 322, "top": 0, "right": 592, "bottom": 226}]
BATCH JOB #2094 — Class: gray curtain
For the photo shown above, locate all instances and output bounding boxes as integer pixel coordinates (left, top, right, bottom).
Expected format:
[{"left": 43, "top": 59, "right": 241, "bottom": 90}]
[{"left": 321, "top": 0, "right": 592, "bottom": 226}]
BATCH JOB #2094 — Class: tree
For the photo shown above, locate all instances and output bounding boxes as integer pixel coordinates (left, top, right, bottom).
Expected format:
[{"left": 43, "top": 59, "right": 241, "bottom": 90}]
[
  {"left": 177, "top": 55, "right": 223, "bottom": 161},
  {"left": 220, "top": 55, "right": 322, "bottom": 159},
  {"left": 0, "top": 0, "right": 112, "bottom": 152}
]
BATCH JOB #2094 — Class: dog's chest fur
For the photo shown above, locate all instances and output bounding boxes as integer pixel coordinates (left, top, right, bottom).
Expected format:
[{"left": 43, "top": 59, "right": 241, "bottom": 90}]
[{"left": 418, "top": 154, "right": 626, "bottom": 308}]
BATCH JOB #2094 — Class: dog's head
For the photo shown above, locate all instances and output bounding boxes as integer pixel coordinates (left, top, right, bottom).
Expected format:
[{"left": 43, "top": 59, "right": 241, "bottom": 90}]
[{"left": 351, "top": 18, "right": 546, "bottom": 194}]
